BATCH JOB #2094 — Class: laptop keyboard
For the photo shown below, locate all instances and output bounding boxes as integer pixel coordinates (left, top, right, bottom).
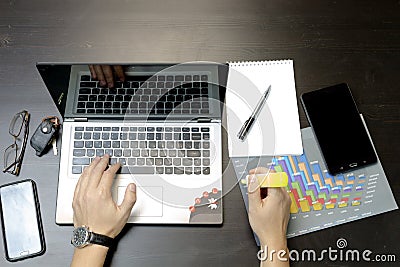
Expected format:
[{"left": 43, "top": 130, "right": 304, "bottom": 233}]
[
  {"left": 72, "top": 125, "right": 211, "bottom": 175},
  {"left": 77, "top": 74, "right": 210, "bottom": 115}
]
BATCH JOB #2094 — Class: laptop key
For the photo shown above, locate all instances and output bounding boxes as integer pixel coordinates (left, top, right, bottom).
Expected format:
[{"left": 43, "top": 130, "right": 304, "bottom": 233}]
[
  {"left": 192, "top": 133, "right": 201, "bottom": 140},
  {"left": 185, "top": 167, "right": 193, "bottom": 175},
  {"left": 80, "top": 75, "right": 91, "bottom": 81},
  {"left": 85, "top": 141, "right": 93, "bottom": 148},
  {"left": 105, "top": 149, "right": 113, "bottom": 156},
  {"left": 72, "top": 166, "right": 82, "bottom": 174},
  {"left": 194, "top": 167, "right": 202, "bottom": 175},
  {"left": 84, "top": 132, "right": 92, "bottom": 139},
  {"left": 74, "top": 132, "right": 83, "bottom": 139},
  {"left": 93, "top": 132, "right": 101, "bottom": 140},
  {"left": 73, "top": 149, "right": 86, "bottom": 157},
  {"left": 78, "top": 95, "right": 88, "bottom": 101},
  {"left": 174, "top": 167, "right": 184, "bottom": 175},
  {"left": 96, "top": 149, "right": 104, "bottom": 157},
  {"left": 127, "top": 158, "right": 136, "bottom": 165},
  {"left": 182, "top": 158, "right": 193, "bottom": 166},
  {"left": 187, "top": 150, "right": 201, "bottom": 157},
  {"left": 114, "top": 149, "right": 122, "bottom": 157},
  {"left": 112, "top": 141, "right": 120, "bottom": 149},
  {"left": 137, "top": 158, "right": 145, "bottom": 165},
  {"left": 203, "top": 141, "right": 210, "bottom": 149},
  {"left": 165, "top": 167, "right": 173, "bottom": 174},
  {"left": 94, "top": 141, "right": 102, "bottom": 148},
  {"left": 80, "top": 81, "right": 96, "bottom": 87},
  {"left": 155, "top": 158, "right": 163, "bottom": 166},
  {"left": 73, "top": 157, "right": 90, "bottom": 165},
  {"left": 87, "top": 149, "right": 95, "bottom": 157},
  {"left": 74, "top": 141, "right": 84, "bottom": 148},
  {"left": 111, "top": 133, "right": 119, "bottom": 140},
  {"left": 118, "top": 166, "right": 154, "bottom": 174}
]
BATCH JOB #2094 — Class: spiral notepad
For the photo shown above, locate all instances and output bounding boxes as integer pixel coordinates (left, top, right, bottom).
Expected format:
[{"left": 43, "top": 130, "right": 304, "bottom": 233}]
[{"left": 226, "top": 59, "right": 302, "bottom": 156}]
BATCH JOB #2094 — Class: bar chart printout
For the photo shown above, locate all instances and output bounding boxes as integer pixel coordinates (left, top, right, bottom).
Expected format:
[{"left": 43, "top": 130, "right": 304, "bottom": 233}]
[{"left": 233, "top": 127, "right": 398, "bottom": 241}]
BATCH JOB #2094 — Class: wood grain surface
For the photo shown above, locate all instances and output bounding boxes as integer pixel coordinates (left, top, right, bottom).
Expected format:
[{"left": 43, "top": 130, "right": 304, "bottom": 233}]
[{"left": 0, "top": 0, "right": 399, "bottom": 266}]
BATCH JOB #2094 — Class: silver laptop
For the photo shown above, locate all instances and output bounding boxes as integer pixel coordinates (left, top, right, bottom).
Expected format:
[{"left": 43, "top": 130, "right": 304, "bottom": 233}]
[{"left": 36, "top": 63, "right": 225, "bottom": 224}]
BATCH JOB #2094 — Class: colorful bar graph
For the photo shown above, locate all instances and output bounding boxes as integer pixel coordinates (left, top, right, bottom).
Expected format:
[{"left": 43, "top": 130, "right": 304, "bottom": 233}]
[
  {"left": 299, "top": 198, "right": 311, "bottom": 212},
  {"left": 288, "top": 191, "right": 299, "bottom": 213},
  {"left": 270, "top": 155, "right": 365, "bottom": 214},
  {"left": 313, "top": 201, "right": 323, "bottom": 211}
]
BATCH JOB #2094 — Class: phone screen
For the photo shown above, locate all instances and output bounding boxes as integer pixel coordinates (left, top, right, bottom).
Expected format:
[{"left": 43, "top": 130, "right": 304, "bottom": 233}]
[
  {"left": 301, "top": 83, "right": 377, "bottom": 175},
  {"left": 0, "top": 180, "right": 45, "bottom": 261}
]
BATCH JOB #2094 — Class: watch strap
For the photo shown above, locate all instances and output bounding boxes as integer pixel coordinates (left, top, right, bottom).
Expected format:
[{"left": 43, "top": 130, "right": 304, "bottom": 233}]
[{"left": 89, "top": 232, "right": 114, "bottom": 248}]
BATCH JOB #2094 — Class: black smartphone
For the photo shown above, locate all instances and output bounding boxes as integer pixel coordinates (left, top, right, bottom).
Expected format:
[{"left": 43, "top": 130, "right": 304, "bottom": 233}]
[
  {"left": 0, "top": 179, "right": 45, "bottom": 262},
  {"left": 301, "top": 83, "right": 377, "bottom": 175}
]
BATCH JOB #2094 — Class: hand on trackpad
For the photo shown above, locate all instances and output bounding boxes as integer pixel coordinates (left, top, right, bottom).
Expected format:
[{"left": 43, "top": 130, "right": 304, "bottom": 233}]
[{"left": 117, "top": 186, "right": 163, "bottom": 217}]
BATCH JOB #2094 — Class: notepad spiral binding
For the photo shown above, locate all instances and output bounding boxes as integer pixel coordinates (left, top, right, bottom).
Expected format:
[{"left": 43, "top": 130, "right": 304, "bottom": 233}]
[{"left": 227, "top": 59, "right": 292, "bottom": 67}]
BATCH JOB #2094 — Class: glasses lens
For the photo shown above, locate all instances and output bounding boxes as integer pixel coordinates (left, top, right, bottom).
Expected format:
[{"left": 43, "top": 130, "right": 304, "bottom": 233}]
[
  {"left": 9, "top": 112, "right": 26, "bottom": 137},
  {"left": 3, "top": 143, "right": 18, "bottom": 172}
]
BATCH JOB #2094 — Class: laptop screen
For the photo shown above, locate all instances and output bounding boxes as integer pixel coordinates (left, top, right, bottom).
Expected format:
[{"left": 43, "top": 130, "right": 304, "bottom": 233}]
[{"left": 36, "top": 63, "right": 225, "bottom": 121}]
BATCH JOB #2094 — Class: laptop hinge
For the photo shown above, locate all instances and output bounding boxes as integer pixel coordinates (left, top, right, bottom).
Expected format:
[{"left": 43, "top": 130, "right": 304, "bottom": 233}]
[
  {"left": 194, "top": 117, "right": 212, "bottom": 123},
  {"left": 73, "top": 118, "right": 88, "bottom": 122}
]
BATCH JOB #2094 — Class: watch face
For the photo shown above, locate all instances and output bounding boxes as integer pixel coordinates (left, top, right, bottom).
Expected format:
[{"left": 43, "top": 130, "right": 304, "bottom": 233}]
[{"left": 71, "top": 226, "right": 89, "bottom": 247}]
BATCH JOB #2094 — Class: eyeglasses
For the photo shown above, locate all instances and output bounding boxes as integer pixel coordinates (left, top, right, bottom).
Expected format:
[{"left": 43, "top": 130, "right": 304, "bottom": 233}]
[{"left": 3, "top": 110, "right": 30, "bottom": 176}]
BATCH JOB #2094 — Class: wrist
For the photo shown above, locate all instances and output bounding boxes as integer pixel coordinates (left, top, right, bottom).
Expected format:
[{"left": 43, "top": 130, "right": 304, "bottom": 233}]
[
  {"left": 72, "top": 245, "right": 109, "bottom": 267},
  {"left": 260, "top": 236, "right": 287, "bottom": 250},
  {"left": 75, "top": 244, "right": 109, "bottom": 253},
  {"left": 71, "top": 226, "right": 114, "bottom": 248}
]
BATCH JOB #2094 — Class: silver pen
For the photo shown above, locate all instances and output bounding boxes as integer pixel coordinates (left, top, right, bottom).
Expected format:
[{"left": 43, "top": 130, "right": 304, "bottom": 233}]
[{"left": 237, "top": 85, "right": 272, "bottom": 141}]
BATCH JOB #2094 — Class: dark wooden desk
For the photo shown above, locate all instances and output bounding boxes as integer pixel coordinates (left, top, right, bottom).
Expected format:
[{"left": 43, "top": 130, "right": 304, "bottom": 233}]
[{"left": 0, "top": 0, "right": 399, "bottom": 266}]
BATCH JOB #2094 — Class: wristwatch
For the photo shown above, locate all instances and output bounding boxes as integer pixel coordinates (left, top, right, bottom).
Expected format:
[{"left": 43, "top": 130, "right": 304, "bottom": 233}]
[{"left": 71, "top": 226, "right": 114, "bottom": 248}]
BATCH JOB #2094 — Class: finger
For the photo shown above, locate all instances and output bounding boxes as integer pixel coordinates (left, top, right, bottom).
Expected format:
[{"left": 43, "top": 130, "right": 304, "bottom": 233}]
[
  {"left": 101, "top": 65, "right": 114, "bottom": 88},
  {"left": 94, "top": 65, "right": 106, "bottom": 87},
  {"left": 113, "top": 65, "right": 125, "bottom": 82},
  {"left": 247, "top": 174, "right": 262, "bottom": 210},
  {"left": 100, "top": 161, "right": 121, "bottom": 191},
  {"left": 249, "top": 166, "right": 274, "bottom": 174},
  {"left": 88, "top": 154, "right": 110, "bottom": 188},
  {"left": 119, "top": 183, "right": 137, "bottom": 216},
  {"left": 264, "top": 186, "right": 280, "bottom": 197},
  {"left": 79, "top": 157, "right": 101, "bottom": 190},
  {"left": 89, "top": 65, "right": 96, "bottom": 80}
]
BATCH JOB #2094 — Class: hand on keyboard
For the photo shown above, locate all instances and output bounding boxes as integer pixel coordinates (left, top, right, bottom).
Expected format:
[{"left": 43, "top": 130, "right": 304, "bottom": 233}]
[
  {"left": 72, "top": 154, "right": 137, "bottom": 238},
  {"left": 89, "top": 65, "right": 125, "bottom": 88}
]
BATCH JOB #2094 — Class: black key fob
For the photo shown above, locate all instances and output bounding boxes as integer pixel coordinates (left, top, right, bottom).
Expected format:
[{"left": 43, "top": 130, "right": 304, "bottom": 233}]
[{"left": 30, "top": 120, "right": 57, "bottom": 156}]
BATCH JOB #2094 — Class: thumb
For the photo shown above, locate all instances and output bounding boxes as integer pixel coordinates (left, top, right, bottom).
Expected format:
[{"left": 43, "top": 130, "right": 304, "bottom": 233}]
[
  {"left": 247, "top": 174, "right": 261, "bottom": 210},
  {"left": 120, "top": 183, "right": 137, "bottom": 215}
]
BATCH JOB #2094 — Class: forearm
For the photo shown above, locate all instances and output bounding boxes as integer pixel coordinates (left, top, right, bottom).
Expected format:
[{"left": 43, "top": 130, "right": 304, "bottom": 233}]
[
  {"left": 71, "top": 245, "right": 109, "bottom": 267},
  {"left": 259, "top": 239, "right": 290, "bottom": 267}
]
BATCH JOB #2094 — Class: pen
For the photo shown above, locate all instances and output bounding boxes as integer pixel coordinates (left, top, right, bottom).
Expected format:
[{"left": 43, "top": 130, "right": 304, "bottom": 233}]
[{"left": 237, "top": 85, "right": 272, "bottom": 141}]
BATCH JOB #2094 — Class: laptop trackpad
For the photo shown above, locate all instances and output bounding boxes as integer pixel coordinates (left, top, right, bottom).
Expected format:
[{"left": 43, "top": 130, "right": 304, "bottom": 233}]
[{"left": 117, "top": 186, "right": 163, "bottom": 217}]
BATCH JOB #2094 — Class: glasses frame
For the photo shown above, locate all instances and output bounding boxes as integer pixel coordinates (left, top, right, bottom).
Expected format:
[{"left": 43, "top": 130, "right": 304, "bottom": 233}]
[{"left": 3, "top": 110, "right": 30, "bottom": 176}]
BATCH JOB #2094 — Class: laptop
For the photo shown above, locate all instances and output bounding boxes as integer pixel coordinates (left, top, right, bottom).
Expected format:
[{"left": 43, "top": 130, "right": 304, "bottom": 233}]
[{"left": 36, "top": 63, "right": 226, "bottom": 224}]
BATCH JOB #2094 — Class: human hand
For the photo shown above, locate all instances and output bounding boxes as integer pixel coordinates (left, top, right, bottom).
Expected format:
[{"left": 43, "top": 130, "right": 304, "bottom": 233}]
[
  {"left": 72, "top": 155, "right": 136, "bottom": 238},
  {"left": 247, "top": 167, "right": 291, "bottom": 247},
  {"left": 89, "top": 65, "right": 125, "bottom": 88}
]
